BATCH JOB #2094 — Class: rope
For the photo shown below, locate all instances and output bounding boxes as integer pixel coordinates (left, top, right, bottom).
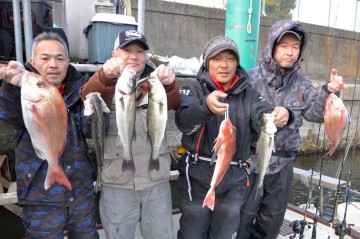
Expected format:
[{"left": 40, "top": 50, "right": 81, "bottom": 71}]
[
  {"left": 301, "top": 169, "right": 320, "bottom": 188},
  {"left": 247, "top": 0, "right": 253, "bottom": 33}
]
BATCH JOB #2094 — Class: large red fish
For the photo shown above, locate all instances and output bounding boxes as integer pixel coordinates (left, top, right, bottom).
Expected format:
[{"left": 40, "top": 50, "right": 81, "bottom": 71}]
[
  {"left": 21, "top": 71, "right": 71, "bottom": 190},
  {"left": 203, "top": 118, "right": 236, "bottom": 211},
  {"left": 323, "top": 93, "right": 349, "bottom": 157}
]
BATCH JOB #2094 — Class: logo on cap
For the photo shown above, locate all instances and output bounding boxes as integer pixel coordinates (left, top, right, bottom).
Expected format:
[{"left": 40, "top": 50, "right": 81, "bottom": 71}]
[{"left": 124, "top": 30, "right": 143, "bottom": 40}]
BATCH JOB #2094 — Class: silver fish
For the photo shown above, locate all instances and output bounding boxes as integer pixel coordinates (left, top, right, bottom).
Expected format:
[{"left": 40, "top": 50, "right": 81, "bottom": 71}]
[
  {"left": 147, "top": 76, "right": 167, "bottom": 171},
  {"left": 115, "top": 67, "right": 136, "bottom": 172},
  {"left": 21, "top": 71, "right": 71, "bottom": 190},
  {"left": 255, "top": 113, "right": 277, "bottom": 197},
  {"left": 90, "top": 93, "right": 106, "bottom": 192}
]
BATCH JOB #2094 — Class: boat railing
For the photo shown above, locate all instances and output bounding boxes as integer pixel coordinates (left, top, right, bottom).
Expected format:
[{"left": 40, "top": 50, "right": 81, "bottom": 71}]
[{"left": 0, "top": 156, "right": 350, "bottom": 220}]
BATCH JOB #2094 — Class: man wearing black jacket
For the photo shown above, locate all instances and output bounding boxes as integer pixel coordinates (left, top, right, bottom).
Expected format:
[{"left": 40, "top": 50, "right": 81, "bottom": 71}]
[{"left": 175, "top": 35, "right": 290, "bottom": 239}]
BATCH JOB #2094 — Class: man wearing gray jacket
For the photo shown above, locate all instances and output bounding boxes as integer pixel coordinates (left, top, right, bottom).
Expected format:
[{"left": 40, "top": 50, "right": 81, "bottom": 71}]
[{"left": 238, "top": 19, "right": 345, "bottom": 239}]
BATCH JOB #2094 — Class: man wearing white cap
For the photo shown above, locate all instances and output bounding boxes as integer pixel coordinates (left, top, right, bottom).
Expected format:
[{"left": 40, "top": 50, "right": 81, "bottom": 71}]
[
  {"left": 81, "top": 29, "right": 180, "bottom": 239},
  {"left": 238, "top": 19, "right": 345, "bottom": 239}
]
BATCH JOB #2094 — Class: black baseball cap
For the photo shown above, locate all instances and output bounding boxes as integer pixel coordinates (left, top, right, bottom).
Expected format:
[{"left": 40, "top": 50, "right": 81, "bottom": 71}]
[{"left": 114, "top": 29, "right": 149, "bottom": 50}]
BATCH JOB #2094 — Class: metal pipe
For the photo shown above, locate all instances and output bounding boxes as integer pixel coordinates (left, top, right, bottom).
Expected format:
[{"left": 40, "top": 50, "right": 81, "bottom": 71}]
[
  {"left": 138, "top": 0, "right": 145, "bottom": 34},
  {"left": 12, "top": 0, "right": 23, "bottom": 63},
  {"left": 355, "top": 0, "right": 359, "bottom": 31},
  {"left": 22, "top": 0, "right": 33, "bottom": 61},
  {"left": 328, "top": 0, "right": 332, "bottom": 27}
]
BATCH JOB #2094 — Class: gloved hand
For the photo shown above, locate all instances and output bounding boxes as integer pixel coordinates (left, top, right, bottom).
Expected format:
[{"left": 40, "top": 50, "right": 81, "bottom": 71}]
[
  {"left": 103, "top": 57, "right": 126, "bottom": 79},
  {"left": 150, "top": 64, "right": 175, "bottom": 86},
  {"left": 84, "top": 92, "right": 110, "bottom": 116}
]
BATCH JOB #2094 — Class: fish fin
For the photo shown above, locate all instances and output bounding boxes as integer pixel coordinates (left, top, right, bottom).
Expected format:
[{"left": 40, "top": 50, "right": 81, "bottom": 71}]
[
  {"left": 202, "top": 189, "right": 215, "bottom": 211},
  {"left": 33, "top": 146, "right": 47, "bottom": 160},
  {"left": 133, "top": 127, "right": 136, "bottom": 142},
  {"left": 58, "top": 142, "right": 66, "bottom": 159},
  {"left": 210, "top": 140, "right": 223, "bottom": 165},
  {"left": 44, "top": 165, "right": 72, "bottom": 191},
  {"left": 149, "top": 159, "right": 160, "bottom": 171},
  {"left": 255, "top": 184, "right": 264, "bottom": 198},
  {"left": 122, "top": 159, "right": 135, "bottom": 173},
  {"left": 29, "top": 104, "right": 49, "bottom": 131},
  {"left": 272, "top": 139, "right": 276, "bottom": 153}
]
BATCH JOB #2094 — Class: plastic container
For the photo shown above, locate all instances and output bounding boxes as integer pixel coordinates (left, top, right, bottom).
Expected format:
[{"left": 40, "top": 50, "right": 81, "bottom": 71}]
[{"left": 86, "top": 13, "right": 137, "bottom": 63}]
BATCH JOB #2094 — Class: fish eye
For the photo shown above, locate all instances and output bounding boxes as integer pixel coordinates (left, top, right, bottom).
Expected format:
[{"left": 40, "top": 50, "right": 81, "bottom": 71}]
[{"left": 37, "top": 81, "right": 46, "bottom": 88}]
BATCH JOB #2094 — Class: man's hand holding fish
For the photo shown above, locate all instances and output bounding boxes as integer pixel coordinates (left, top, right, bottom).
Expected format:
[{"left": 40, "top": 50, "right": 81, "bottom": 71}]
[{"left": 0, "top": 60, "right": 25, "bottom": 87}]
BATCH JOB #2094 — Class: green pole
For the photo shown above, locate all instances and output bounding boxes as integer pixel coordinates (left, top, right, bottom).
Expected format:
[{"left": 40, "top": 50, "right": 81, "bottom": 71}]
[{"left": 225, "top": 0, "right": 261, "bottom": 71}]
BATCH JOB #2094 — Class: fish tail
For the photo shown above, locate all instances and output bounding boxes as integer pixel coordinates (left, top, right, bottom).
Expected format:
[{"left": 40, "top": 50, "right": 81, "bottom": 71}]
[
  {"left": 122, "top": 159, "right": 135, "bottom": 172},
  {"left": 149, "top": 159, "right": 160, "bottom": 171},
  {"left": 202, "top": 190, "right": 215, "bottom": 211},
  {"left": 255, "top": 184, "right": 264, "bottom": 198},
  {"left": 323, "top": 145, "right": 336, "bottom": 158},
  {"left": 44, "top": 167, "right": 72, "bottom": 191}
]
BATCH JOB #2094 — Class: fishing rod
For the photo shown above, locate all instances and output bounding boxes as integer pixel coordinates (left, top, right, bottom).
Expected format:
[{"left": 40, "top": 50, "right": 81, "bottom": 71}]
[
  {"left": 333, "top": 52, "right": 360, "bottom": 239},
  {"left": 332, "top": 21, "right": 360, "bottom": 239},
  {"left": 290, "top": 122, "right": 322, "bottom": 238}
]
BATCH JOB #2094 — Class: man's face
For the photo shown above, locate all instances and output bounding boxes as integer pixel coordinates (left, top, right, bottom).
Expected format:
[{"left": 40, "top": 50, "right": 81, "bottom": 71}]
[
  {"left": 273, "top": 34, "right": 301, "bottom": 74},
  {"left": 208, "top": 51, "right": 238, "bottom": 90},
  {"left": 112, "top": 43, "right": 146, "bottom": 74},
  {"left": 29, "top": 40, "right": 69, "bottom": 87}
]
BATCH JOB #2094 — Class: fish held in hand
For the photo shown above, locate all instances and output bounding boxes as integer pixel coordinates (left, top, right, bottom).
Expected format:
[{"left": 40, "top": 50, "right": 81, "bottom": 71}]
[
  {"left": 115, "top": 67, "right": 137, "bottom": 172},
  {"left": 21, "top": 71, "right": 71, "bottom": 190},
  {"left": 255, "top": 113, "right": 277, "bottom": 198},
  {"left": 90, "top": 93, "right": 106, "bottom": 192},
  {"left": 323, "top": 93, "right": 349, "bottom": 157},
  {"left": 203, "top": 118, "right": 236, "bottom": 211},
  {"left": 147, "top": 76, "right": 167, "bottom": 171}
]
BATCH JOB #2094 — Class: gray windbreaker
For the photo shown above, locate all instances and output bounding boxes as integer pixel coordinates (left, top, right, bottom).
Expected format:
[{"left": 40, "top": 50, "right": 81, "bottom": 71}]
[{"left": 248, "top": 19, "right": 332, "bottom": 174}]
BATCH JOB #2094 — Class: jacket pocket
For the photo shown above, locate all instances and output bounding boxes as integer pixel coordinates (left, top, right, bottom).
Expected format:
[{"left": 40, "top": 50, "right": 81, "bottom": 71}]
[
  {"left": 104, "top": 134, "right": 123, "bottom": 160},
  {"left": 101, "top": 157, "right": 131, "bottom": 184},
  {"left": 284, "top": 99, "right": 305, "bottom": 129},
  {"left": 148, "top": 153, "right": 171, "bottom": 181},
  {"left": 106, "top": 112, "right": 118, "bottom": 136}
]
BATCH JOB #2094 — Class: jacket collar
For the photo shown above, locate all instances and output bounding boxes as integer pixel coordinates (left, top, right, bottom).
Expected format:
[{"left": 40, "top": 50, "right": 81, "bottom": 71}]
[{"left": 196, "top": 64, "right": 250, "bottom": 95}]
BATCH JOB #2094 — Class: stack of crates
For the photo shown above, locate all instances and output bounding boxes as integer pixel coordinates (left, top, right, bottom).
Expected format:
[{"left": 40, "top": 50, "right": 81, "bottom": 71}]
[{"left": 86, "top": 13, "right": 137, "bottom": 64}]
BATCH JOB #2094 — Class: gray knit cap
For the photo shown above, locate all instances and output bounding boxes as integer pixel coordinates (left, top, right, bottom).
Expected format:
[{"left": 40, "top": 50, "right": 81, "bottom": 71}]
[{"left": 203, "top": 35, "right": 240, "bottom": 69}]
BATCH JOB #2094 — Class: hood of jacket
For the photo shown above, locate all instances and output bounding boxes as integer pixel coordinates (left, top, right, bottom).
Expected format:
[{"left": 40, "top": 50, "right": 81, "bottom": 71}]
[
  {"left": 259, "top": 19, "right": 308, "bottom": 83},
  {"left": 196, "top": 64, "right": 250, "bottom": 95}
]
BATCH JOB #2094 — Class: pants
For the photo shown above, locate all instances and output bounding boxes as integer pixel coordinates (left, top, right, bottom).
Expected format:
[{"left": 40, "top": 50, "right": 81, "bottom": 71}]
[
  {"left": 99, "top": 181, "right": 173, "bottom": 239},
  {"left": 21, "top": 193, "right": 99, "bottom": 239},
  {"left": 177, "top": 174, "right": 248, "bottom": 239},
  {"left": 238, "top": 161, "right": 293, "bottom": 239}
]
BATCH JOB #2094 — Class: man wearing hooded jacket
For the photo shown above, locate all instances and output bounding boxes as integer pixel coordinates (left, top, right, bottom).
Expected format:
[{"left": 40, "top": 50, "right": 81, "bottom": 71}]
[
  {"left": 175, "top": 35, "right": 291, "bottom": 239},
  {"left": 238, "top": 19, "right": 345, "bottom": 239}
]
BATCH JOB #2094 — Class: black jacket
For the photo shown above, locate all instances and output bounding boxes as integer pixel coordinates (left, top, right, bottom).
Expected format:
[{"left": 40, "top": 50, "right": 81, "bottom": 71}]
[{"left": 175, "top": 65, "right": 273, "bottom": 192}]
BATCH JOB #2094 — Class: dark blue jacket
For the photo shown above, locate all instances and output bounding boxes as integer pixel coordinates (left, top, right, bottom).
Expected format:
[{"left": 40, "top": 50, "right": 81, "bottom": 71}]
[{"left": 0, "top": 63, "right": 95, "bottom": 205}]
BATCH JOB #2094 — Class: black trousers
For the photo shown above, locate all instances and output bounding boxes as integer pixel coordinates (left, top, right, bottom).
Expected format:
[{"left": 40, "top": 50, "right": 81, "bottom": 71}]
[
  {"left": 238, "top": 160, "right": 294, "bottom": 239},
  {"left": 177, "top": 174, "right": 248, "bottom": 239}
]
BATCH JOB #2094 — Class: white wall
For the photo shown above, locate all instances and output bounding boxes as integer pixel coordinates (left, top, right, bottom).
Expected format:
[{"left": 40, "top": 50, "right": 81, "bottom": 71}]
[{"left": 64, "top": 0, "right": 96, "bottom": 60}]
